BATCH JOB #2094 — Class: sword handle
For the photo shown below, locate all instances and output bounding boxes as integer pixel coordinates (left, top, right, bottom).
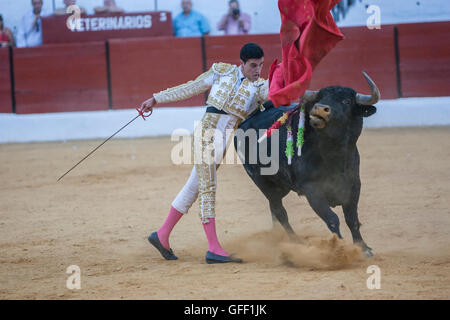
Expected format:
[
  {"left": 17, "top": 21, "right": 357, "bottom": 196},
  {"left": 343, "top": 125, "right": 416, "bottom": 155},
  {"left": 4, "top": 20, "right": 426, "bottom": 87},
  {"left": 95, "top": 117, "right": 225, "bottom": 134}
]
[{"left": 136, "top": 106, "right": 153, "bottom": 120}]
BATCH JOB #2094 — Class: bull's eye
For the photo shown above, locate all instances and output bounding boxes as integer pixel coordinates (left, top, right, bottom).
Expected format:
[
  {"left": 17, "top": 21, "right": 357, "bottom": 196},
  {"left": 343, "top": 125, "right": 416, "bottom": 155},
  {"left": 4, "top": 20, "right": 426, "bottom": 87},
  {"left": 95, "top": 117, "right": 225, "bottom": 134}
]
[{"left": 342, "top": 98, "right": 351, "bottom": 105}]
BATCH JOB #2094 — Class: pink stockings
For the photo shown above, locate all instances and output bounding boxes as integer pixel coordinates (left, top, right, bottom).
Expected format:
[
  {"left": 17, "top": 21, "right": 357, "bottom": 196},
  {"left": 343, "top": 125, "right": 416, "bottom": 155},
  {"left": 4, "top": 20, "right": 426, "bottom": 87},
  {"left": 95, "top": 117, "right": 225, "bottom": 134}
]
[
  {"left": 156, "top": 206, "right": 183, "bottom": 250},
  {"left": 157, "top": 206, "right": 229, "bottom": 256},
  {"left": 202, "top": 218, "right": 229, "bottom": 256}
]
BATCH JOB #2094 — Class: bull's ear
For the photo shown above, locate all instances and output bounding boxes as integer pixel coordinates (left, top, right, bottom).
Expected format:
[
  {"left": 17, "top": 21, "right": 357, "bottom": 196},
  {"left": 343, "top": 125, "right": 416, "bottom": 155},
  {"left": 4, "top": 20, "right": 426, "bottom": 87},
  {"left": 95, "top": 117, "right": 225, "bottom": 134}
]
[{"left": 355, "top": 105, "right": 377, "bottom": 117}]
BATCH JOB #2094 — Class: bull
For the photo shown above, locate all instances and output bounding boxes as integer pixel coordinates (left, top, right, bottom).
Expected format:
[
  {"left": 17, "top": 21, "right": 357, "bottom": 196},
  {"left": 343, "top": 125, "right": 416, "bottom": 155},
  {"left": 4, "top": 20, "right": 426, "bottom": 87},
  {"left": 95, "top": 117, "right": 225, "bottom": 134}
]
[{"left": 234, "top": 72, "right": 380, "bottom": 257}]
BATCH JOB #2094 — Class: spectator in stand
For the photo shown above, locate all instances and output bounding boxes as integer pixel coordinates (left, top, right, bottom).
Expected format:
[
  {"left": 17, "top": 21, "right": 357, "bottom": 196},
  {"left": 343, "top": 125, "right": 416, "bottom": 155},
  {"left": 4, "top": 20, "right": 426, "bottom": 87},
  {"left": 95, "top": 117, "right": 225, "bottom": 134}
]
[
  {"left": 54, "top": 0, "right": 86, "bottom": 16},
  {"left": 173, "top": 0, "right": 210, "bottom": 37},
  {"left": 94, "top": 0, "right": 125, "bottom": 14},
  {"left": 0, "top": 14, "right": 15, "bottom": 47},
  {"left": 16, "top": 0, "right": 51, "bottom": 48},
  {"left": 218, "top": 0, "right": 251, "bottom": 35}
]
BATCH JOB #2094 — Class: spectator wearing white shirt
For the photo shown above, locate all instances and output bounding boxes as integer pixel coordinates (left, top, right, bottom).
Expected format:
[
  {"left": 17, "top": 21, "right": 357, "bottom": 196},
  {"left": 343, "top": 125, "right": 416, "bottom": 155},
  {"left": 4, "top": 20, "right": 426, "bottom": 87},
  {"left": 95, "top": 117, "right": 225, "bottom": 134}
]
[{"left": 16, "top": 0, "right": 51, "bottom": 48}]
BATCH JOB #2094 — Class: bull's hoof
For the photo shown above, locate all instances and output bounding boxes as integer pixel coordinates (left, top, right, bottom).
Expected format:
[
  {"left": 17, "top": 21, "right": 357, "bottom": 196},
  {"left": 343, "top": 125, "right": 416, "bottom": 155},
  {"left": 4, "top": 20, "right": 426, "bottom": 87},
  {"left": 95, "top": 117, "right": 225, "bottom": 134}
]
[
  {"left": 363, "top": 248, "right": 374, "bottom": 258},
  {"left": 356, "top": 242, "right": 374, "bottom": 258},
  {"left": 361, "top": 245, "right": 374, "bottom": 258},
  {"left": 287, "top": 232, "right": 303, "bottom": 244}
]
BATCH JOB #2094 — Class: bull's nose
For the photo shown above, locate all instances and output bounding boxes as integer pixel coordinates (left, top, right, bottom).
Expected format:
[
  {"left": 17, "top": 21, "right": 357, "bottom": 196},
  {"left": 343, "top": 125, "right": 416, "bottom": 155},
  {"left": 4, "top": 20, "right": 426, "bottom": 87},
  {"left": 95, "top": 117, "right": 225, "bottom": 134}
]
[
  {"left": 312, "top": 104, "right": 331, "bottom": 120},
  {"left": 310, "top": 103, "right": 331, "bottom": 122}
]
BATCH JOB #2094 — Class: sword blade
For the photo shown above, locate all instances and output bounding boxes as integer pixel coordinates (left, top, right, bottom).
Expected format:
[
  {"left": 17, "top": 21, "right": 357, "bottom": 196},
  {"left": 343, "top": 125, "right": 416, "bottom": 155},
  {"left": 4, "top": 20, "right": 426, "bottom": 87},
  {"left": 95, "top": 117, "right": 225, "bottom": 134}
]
[{"left": 57, "top": 114, "right": 141, "bottom": 182}]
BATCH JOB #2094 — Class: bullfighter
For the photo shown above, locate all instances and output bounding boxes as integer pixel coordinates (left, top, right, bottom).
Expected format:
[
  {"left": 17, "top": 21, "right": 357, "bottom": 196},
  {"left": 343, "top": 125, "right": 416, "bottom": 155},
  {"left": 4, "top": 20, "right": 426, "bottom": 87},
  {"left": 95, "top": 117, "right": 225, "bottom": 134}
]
[{"left": 138, "top": 43, "right": 268, "bottom": 264}]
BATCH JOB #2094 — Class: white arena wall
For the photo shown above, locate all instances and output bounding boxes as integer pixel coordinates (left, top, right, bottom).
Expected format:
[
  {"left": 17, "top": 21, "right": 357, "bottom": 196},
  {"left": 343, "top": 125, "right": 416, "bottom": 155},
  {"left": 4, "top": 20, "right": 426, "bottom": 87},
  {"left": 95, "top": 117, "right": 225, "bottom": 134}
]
[{"left": 1, "top": 97, "right": 450, "bottom": 143}]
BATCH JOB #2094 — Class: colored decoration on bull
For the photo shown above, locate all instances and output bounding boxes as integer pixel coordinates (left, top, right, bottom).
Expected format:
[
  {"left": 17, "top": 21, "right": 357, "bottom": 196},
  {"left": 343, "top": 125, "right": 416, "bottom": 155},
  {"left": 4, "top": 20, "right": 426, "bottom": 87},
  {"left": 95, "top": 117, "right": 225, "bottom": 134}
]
[
  {"left": 285, "top": 125, "right": 294, "bottom": 165},
  {"left": 297, "top": 104, "right": 306, "bottom": 157},
  {"left": 257, "top": 111, "right": 290, "bottom": 143}
]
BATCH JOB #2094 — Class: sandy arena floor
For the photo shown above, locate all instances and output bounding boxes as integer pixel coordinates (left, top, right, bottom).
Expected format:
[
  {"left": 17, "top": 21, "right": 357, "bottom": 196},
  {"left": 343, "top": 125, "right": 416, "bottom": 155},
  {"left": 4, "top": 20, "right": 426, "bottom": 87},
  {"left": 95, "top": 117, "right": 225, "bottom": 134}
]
[{"left": 0, "top": 126, "right": 449, "bottom": 300}]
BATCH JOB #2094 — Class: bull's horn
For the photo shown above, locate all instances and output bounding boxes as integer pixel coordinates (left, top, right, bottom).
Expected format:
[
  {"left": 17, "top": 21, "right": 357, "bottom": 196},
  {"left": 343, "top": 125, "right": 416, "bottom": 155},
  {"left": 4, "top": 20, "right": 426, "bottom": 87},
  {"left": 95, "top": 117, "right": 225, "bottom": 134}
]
[
  {"left": 355, "top": 71, "right": 380, "bottom": 105},
  {"left": 302, "top": 90, "right": 319, "bottom": 102}
]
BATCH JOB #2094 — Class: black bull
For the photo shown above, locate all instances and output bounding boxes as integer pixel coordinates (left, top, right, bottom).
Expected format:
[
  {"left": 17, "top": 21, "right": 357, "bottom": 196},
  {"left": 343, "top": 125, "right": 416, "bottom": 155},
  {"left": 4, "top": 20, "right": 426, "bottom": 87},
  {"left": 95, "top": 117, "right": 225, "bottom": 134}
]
[{"left": 234, "top": 72, "right": 380, "bottom": 257}]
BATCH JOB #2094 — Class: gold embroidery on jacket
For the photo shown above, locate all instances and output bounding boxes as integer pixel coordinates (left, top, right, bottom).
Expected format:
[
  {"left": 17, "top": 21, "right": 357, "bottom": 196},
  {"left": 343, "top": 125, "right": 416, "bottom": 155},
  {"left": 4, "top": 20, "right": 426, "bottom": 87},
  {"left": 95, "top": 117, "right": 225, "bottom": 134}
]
[
  {"left": 257, "top": 79, "right": 269, "bottom": 103},
  {"left": 220, "top": 81, "right": 233, "bottom": 91},
  {"left": 154, "top": 62, "right": 268, "bottom": 121},
  {"left": 212, "top": 62, "right": 235, "bottom": 75},
  {"left": 207, "top": 69, "right": 238, "bottom": 111},
  {"left": 154, "top": 68, "right": 213, "bottom": 104},
  {"left": 238, "top": 87, "right": 251, "bottom": 98}
]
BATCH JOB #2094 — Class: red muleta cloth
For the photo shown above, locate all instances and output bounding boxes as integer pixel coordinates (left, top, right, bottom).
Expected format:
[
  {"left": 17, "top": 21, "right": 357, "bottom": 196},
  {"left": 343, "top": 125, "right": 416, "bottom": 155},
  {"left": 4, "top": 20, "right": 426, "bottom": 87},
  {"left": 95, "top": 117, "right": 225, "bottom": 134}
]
[{"left": 268, "top": 0, "right": 344, "bottom": 107}]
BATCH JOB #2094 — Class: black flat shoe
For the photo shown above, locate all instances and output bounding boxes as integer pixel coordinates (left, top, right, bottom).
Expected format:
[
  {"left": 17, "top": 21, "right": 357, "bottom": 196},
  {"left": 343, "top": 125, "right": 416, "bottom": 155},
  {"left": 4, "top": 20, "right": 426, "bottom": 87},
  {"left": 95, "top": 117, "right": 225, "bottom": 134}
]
[
  {"left": 148, "top": 232, "right": 178, "bottom": 260},
  {"left": 205, "top": 251, "right": 243, "bottom": 264}
]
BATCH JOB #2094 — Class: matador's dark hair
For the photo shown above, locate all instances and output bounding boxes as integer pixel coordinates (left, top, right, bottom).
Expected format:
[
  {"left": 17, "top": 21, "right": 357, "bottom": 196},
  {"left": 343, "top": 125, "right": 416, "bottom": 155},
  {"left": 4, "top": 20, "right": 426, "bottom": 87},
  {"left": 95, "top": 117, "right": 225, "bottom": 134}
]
[{"left": 240, "top": 43, "right": 264, "bottom": 63}]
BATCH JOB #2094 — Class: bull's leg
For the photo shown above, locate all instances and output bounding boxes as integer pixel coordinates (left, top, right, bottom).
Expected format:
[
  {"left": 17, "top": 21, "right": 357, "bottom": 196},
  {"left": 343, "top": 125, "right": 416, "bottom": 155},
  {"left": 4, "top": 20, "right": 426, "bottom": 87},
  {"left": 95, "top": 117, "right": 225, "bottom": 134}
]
[
  {"left": 343, "top": 184, "right": 374, "bottom": 257},
  {"left": 268, "top": 196, "right": 295, "bottom": 236},
  {"left": 243, "top": 166, "right": 296, "bottom": 238},
  {"left": 302, "top": 184, "right": 343, "bottom": 239}
]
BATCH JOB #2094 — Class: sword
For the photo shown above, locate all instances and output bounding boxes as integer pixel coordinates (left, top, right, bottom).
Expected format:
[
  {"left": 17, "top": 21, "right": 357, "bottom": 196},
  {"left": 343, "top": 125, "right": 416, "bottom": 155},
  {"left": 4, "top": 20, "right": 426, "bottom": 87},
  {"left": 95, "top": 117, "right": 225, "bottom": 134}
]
[{"left": 57, "top": 107, "right": 152, "bottom": 182}]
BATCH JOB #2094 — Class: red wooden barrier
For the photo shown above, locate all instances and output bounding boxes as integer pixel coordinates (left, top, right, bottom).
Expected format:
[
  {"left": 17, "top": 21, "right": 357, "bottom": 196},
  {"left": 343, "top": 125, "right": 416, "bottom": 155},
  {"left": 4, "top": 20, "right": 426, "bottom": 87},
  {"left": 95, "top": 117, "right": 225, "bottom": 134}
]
[
  {"left": 13, "top": 42, "right": 109, "bottom": 114},
  {"left": 109, "top": 37, "right": 205, "bottom": 109},
  {"left": 5, "top": 22, "right": 449, "bottom": 115},
  {"left": 397, "top": 21, "right": 450, "bottom": 98},
  {"left": 0, "top": 47, "right": 12, "bottom": 113},
  {"left": 309, "top": 25, "right": 398, "bottom": 100},
  {"left": 204, "top": 34, "right": 281, "bottom": 79}
]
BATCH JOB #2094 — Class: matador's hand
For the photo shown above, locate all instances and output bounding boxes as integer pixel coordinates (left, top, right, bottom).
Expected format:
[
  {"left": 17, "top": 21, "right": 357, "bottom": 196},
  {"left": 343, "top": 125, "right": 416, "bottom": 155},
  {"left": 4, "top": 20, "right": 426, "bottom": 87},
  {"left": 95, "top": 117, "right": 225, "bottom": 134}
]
[
  {"left": 138, "top": 96, "right": 157, "bottom": 113},
  {"left": 136, "top": 96, "right": 157, "bottom": 120}
]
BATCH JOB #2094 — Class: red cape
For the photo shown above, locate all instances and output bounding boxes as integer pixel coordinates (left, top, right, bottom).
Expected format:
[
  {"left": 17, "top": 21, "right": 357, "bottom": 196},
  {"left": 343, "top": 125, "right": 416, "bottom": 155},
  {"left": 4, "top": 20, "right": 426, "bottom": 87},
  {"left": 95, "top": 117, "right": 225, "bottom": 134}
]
[{"left": 268, "top": 0, "right": 344, "bottom": 107}]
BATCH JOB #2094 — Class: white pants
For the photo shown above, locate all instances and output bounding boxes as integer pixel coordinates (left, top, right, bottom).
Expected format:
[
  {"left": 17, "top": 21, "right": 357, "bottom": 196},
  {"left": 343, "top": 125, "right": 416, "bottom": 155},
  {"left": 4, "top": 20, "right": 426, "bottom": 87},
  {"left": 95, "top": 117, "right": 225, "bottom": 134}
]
[{"left": 171, "top": 112, "right": 240, "bottom": 223}]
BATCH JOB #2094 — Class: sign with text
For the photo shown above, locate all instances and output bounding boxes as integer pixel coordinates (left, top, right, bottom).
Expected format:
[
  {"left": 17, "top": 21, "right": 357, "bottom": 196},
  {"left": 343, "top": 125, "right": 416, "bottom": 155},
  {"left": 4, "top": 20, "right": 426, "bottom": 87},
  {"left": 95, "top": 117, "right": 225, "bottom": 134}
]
[{"left": 42, "top": 11, "right": 173, "bottom": 44}]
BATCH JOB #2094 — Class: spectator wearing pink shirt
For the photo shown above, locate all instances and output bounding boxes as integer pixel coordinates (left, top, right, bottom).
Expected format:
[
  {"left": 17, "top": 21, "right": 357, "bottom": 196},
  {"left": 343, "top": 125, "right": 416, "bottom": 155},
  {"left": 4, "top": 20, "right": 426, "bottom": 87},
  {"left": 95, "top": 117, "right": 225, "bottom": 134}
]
[{"left": 217, "top": 0, "right": 251, "bottom": 35}]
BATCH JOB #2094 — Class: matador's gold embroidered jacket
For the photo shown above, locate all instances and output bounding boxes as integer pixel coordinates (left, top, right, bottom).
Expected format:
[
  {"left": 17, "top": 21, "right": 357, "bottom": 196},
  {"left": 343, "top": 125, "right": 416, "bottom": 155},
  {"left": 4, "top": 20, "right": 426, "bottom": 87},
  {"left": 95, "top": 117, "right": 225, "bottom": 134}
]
[{"left": 153, "top": 62, "right": 269, "bottom": 120}]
